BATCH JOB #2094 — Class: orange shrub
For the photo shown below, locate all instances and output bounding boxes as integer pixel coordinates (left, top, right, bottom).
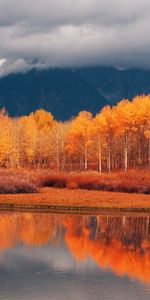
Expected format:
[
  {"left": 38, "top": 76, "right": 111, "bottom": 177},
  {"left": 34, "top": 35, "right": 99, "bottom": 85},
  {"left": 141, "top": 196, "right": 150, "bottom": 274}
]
[
  {"left": 0, "top": 170, "right": 38, "bottom": 194},
  {"left": 0, "top": 169, "right": 150, "bottom": 194},
  {"left": 36, "top": 169, "right": 150, "bottom": 194}
]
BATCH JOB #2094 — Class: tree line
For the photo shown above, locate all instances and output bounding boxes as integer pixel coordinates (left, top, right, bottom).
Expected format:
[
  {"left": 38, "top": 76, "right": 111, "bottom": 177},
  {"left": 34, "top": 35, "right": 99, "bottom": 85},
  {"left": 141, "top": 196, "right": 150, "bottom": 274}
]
[{"left": 0, "top": 94, "right": 150, "bottom": 172}]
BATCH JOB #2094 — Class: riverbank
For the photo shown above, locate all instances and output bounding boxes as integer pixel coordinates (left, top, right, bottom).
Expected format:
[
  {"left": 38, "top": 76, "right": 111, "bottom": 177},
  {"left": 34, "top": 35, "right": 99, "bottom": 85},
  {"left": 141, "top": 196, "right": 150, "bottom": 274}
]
[{"left": 0, "top": 188, "right": 150, "bottom": 213}]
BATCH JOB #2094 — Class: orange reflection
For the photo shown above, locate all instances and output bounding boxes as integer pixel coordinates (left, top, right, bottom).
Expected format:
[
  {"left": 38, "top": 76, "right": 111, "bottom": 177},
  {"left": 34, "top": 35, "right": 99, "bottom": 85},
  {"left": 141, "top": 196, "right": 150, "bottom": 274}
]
[
  {"left": 64, "top": 215, "right": 150, "bottom": 284},
  {"left": 0, "top": 212, "right": 63, "bottom": 249},
  {"left": 0, "top": 212, "right": 150, "bottom": 284}
]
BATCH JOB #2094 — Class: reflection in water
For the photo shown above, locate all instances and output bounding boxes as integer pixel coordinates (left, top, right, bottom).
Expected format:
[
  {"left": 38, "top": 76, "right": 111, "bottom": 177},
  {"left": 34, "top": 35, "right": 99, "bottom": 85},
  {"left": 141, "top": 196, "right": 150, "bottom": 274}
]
[
  {"left": 0, "top": 212, "right": 150, "bottom": 285},
  {"left": 64, "top": 215, "right": 150, "bottom": 284}
]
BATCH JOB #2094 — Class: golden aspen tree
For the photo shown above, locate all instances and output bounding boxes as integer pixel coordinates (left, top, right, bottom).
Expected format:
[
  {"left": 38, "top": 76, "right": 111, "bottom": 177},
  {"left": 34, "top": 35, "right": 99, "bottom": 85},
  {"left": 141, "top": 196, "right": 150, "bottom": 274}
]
[
  {"left": 19, "top": 114, "right": 38, "bottom": 167},
  {"left": 66, "top": 111, "right": 93, "bottom": 171},
  {"left": 113, "top": 100, "right": 136, "bottom": 171},
  {"left": 93, "top": 114, "right": 107, "bottom": 173},
  {"left": 33, "top": 109, "right": 55, "bottom": 167},
  {"left": 133, "top": 95, "right": 150, "bottom": 167},
  {"left": 0, "top": 109, "right": 18, "bottom": 168},
  {"left": 50, "top": 122, "right": 70, "bottom": 171},
  {"left": 33, "top": 109, "right": 54, "bottom": 132},
  {"left": 144, "top": 126, "right": 150, "bottom": 167},
  {"left": 1, "top": 94, "right": 150, "bottom": 172},
  {"left": 8, "top": 118, "right": 20, "bottom": 168},
  {"left": 97, "top": 106, "right": 116, "bottom": 172}
]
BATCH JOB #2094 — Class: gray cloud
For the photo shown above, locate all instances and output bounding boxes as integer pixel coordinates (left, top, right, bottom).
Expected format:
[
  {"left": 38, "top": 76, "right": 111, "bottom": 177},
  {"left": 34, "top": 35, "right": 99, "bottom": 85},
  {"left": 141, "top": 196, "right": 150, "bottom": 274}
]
[{"left": 0, "top": 0, "right": 150, "bottom": 75}]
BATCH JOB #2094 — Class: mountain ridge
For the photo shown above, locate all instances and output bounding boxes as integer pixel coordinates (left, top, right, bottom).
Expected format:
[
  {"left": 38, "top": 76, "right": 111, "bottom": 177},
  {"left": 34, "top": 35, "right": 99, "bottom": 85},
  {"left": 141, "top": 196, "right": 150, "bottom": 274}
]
[{"left": 0, "top": 66, "right": 150, "bottom": 120}]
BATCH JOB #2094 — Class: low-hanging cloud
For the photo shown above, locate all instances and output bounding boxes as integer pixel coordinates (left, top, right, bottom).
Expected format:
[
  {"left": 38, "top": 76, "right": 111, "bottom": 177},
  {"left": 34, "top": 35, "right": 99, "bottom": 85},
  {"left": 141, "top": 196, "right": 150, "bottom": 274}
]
[{"left": 0, "top": 0, "right": 150, "bottom": 76}]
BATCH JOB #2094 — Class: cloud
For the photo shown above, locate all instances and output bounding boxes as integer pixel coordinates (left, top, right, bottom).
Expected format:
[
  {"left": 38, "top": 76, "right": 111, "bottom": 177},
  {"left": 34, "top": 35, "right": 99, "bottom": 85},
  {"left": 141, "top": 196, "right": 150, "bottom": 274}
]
[{"left": 0, "top": 0, "right": 150, "bottom": 75}]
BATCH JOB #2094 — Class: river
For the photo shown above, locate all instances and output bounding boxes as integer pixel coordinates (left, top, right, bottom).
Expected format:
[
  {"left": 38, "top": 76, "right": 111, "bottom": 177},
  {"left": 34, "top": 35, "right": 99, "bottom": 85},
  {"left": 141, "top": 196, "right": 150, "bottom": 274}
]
[{"left": 0, "top": 212, "right": 150, "bottom": 300}]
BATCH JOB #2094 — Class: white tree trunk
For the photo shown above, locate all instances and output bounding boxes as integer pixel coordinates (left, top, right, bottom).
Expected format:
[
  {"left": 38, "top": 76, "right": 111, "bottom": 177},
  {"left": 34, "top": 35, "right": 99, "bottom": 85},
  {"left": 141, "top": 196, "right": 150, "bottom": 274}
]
[
  {"left": 108, "top": 144, "right": 111, "bottom": 173},
  {"left": 98, "top": 137, "right": 102, "bottom": 173},
  {"left": 84, "top": 143, "right": 88, "bottom": 171},
  {"left": 56, "top": 136, "right": 60, "bottom": 171},
  {"left": 148, "top": 138, "right": 150, "bottom": 167},
  {"left": 124, "top": 131, "right": 128, "bottom": 172}
]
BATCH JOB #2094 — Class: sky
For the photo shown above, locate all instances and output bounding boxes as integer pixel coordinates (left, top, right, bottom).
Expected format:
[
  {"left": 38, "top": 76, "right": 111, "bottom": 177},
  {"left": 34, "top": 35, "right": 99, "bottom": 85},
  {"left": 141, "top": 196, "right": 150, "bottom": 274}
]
[{"left": 0, "top": 0, "right": 150, "bottom": 76}]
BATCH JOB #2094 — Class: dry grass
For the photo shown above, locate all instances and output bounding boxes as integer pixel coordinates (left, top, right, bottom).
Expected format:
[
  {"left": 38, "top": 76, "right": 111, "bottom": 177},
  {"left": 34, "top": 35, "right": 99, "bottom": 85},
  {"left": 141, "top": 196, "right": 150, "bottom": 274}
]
[{"left": 0, "top": 187, "right": 150, "bottom": 210}]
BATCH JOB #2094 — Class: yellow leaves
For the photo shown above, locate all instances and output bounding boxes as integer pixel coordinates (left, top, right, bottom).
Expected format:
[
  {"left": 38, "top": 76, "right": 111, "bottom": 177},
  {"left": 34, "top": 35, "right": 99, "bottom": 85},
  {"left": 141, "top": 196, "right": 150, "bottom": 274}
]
[
  {"left": 95, "top": 105, "right": 117, "bottom": 139},
  {"left": 18, "top": 109, "right": 55, "bottom": 165},
  {"left": 66, "top": 111, "right": 93, "bottom": 156},
  {"left": 19, "top": 114, "right": 38, "bottom": 164},
  {"left": 132, "top": 95, "right": 150, "bottom": 128},
  {"left": 0, "top": 94, "right": 150, "bottom": 169},
  {"left": 70, "top": 111, "right": 92, "bottom": 137},
  {"left": 33, "top": 109, "right": 54, "bottom": 133},
  {"left": 0, "top": 113, "right": 16, "bottom": 167}
]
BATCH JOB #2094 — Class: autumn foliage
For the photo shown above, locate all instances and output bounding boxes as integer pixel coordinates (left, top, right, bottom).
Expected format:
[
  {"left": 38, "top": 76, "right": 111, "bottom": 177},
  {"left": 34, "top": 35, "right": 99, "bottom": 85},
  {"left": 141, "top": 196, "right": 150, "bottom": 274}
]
[{"left": 0, "top": 94, "right": 150, "bottom": 172}]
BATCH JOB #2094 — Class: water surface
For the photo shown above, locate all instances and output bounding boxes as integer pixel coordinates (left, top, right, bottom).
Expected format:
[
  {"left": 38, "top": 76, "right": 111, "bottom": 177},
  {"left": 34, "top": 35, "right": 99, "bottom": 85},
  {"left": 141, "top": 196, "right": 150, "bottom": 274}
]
[{"left": 0, "top": 212, "right": 150, "bottom": 300}]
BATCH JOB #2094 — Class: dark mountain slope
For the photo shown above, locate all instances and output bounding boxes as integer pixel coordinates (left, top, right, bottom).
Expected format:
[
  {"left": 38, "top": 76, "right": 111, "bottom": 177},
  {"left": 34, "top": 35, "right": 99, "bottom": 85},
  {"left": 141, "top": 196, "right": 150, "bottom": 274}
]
[{"left": 0, "top": 67, "right": 150, "bottom": 120}]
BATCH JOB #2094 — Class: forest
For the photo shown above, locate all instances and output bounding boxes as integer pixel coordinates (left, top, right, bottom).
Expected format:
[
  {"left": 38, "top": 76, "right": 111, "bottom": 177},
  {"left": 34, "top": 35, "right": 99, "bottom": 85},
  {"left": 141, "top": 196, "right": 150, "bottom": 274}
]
[{"left": 0, "top": 94, "right": 150, "bottom": 172}]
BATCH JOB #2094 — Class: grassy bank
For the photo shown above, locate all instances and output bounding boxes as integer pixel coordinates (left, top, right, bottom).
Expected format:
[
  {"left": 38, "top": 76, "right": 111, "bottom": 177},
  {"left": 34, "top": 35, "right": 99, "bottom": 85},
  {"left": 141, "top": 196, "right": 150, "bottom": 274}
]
[
  {"left": 0, "top": 169, "right": 150, "bottom": 195},
  {"left": 0, "top": 187, "right": 150, "bottom": 213}
]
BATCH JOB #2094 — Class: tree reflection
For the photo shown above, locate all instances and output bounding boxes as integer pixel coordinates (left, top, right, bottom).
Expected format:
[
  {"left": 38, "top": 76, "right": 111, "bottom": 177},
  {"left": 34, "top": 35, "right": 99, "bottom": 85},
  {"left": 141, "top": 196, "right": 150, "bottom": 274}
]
[{"left": 0, "top": 212, "right": 150, "bottom": 283}]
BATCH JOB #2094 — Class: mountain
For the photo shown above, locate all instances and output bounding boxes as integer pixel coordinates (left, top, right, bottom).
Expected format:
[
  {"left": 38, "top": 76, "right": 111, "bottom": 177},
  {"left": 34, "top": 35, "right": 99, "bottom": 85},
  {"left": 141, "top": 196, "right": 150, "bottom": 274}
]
[{"left": 0, "top": 66, "right": 150, "bottom": 120}]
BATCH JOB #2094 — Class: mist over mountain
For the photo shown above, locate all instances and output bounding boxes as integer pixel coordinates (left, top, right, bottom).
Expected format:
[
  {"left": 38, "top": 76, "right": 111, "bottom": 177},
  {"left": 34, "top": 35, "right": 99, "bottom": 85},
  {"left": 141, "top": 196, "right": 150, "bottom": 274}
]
[{"left": 0, "top": 66, "right": 150, "bottom": 120}]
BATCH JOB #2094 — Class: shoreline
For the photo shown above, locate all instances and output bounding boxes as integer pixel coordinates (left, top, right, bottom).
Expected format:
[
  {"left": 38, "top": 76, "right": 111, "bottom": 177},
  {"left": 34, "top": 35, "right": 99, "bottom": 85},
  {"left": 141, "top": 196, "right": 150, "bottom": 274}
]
[
  {"left": 0, "top": 203, "right": 150, "bottom": 214},
  {"left": 0, "top": 187, "right": 150, "bottom": 213}
]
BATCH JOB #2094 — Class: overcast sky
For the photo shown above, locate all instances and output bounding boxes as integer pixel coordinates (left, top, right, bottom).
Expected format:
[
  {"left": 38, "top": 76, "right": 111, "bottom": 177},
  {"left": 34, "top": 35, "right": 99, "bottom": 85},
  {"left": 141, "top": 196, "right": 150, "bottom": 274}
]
[{"left": 0, "top": 0, "right": 150, "bottom": 76}]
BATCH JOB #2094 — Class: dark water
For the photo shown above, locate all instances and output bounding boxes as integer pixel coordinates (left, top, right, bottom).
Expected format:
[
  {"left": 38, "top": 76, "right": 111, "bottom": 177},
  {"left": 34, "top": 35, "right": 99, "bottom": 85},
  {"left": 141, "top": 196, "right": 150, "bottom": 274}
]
[{"left": 0, "top": 212, "right": 150, "bottom": 300}]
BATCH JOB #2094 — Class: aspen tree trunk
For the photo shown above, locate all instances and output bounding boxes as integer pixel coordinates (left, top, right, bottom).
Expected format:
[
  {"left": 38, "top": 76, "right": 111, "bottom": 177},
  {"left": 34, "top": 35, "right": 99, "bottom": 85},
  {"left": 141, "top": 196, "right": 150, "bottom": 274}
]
[
  {"left": 149, "top": 138, "right": 150, "bottom": 167},
  {"left": 138, "top": 138, "right": 141, "bottom": 166},
  {"left": 108, "top": 144, "right": 111, "bottom": 173},
  {"left": 98, "top": 136, "right": 102, "bottom": 173},
  {"left": 56, "top": 136, "right": 60, "bottom": 171},
  {"left": 84, "top": 143, "right": 88, "bottom": 171},
  {"left": 124, "top": 131, "right": 128, "bottom": 172},
  {"left": 107, "top": 136, "right": 111, "bottom": 173},
  {"left": 62, "top": 150, "right": 66, "bottom": 171}
]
